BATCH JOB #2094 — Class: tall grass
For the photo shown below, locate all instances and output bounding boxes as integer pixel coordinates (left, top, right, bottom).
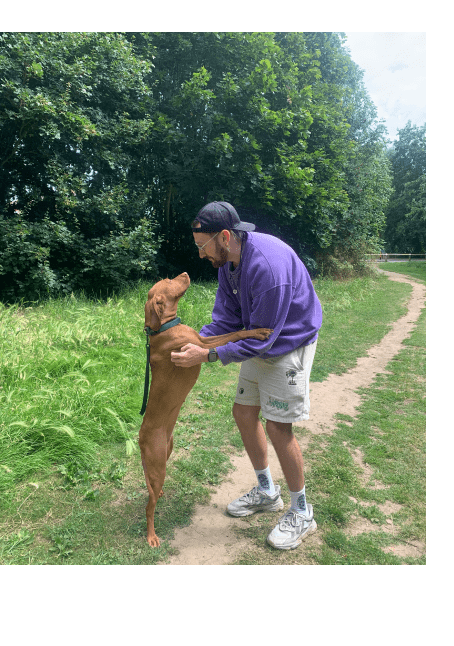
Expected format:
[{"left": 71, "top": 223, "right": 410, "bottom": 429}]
[{"left": 0, "top": 281, "right": 216, "bottom": 509}]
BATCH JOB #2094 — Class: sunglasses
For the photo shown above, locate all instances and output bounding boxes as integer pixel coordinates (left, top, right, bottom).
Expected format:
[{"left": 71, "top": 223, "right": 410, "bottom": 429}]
[{"left": 194, "top": 231, "right": 220, "bottom": 251}]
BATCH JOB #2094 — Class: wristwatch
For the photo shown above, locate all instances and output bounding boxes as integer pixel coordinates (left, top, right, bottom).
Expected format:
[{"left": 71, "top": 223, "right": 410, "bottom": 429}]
[{"left": 208, "top": 348, "right": 218, "bottom": 362}]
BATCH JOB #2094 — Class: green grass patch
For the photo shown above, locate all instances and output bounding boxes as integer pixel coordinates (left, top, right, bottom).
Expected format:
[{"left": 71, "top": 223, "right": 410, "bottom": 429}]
[
  {"left": 311, "top": 274, "right": 411, "bottom": 381},
  {"left": 381, "top": 261, "right": 426, "bottom": 282},
  {"left": 0, "top": 363, "right": 242, "bottom": 564},
  {"left": 0, "top": 270, "right": 421, "bottom": 564}
]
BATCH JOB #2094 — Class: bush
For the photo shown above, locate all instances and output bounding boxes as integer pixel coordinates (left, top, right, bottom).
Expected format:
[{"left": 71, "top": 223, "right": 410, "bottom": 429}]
[
  {"left": 316, "top": 243, "right": 376, "bottom": 280},
  {"left": 77, "top": 218, "right": 162, "bottom": 295},
  {"left": 0, "top": 212, "right": 161, "bottom": 302}
]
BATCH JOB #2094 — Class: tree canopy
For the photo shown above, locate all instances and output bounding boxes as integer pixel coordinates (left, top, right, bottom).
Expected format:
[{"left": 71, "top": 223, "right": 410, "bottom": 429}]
[
  {"left": 384, "top": 121, "right": 426, "bottom": 253},
  {"left": 0, "top": 31, "right": 396, "bottom": 301}
]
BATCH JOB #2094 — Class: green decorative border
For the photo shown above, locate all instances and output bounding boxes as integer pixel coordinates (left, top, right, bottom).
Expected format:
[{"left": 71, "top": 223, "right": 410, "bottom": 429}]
[{"left": 0, "top": 0, "right": 442, "bottom": 646}]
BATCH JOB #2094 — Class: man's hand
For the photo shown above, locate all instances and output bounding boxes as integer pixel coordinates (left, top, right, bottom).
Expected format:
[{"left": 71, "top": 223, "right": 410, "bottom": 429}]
[{"left": 171, "top": 343, "right": 209, "bottom": 367}]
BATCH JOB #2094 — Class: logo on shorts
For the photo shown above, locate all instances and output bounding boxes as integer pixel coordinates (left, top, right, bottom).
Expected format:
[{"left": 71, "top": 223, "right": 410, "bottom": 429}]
[
  {"left": 239, "top": 388, "right": 244, "bottom": 394},
  {"left": 267, "top": 397, "right": 289, "bottom": 411},
  {"left": 286, "top": 369, "right": 298, "bottom": 385}
]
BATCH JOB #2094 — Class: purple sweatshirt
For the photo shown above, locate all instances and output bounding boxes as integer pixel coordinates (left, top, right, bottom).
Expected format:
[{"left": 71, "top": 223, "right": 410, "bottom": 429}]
[{"left": 199, "top": 232, "right": 322, "bottom": 365}]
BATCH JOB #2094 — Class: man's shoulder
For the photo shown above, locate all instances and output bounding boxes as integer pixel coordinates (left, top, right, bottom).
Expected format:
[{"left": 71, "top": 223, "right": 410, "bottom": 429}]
[
  {"left": 245, "top": 232, "right": 297, "bottom": 265},
  {"left": 240, "top": 233, "right": 303, "bottom": 293}
]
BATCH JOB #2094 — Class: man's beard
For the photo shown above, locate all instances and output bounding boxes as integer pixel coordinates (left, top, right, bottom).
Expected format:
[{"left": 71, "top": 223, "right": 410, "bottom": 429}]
[{"left": 209, "top": 240, "right": 229, "bottom": 268}]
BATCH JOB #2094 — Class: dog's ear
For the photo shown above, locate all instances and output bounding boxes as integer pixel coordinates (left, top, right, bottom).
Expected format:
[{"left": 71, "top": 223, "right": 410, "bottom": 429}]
[{"left": 147, "top": 294, "right": 166, "bottom": 331}]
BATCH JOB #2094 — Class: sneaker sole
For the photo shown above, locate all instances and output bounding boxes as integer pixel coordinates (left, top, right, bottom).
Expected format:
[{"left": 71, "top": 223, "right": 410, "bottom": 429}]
[
  {"left": 267, "top": 519, "right": 317, "bottom": 550},
  {"left": 227, "top": 499, "right": 284, "bottom": 518}
]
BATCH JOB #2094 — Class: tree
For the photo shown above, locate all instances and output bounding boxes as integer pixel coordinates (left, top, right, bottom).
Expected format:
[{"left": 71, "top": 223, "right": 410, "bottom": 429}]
[
  {"left": 384, "top": 121, "right": 426, "bottom": 253},
  {"left": 126, "top": 32, "right": 322, "bottom": 276},
  {"left": 1, "top": 32, "right": 396, "bottom": 299},
  {"left": 299, "top": 33, "right": 392, "bottom": 274},
  {"left": 129, "top": 31, "right": 382, "bottom": 278},
  {"left": 0, "top": 32, "right": 160, "bottom": 301}
]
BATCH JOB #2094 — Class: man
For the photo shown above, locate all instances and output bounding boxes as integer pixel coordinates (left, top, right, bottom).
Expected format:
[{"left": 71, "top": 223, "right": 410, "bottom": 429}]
[{"left": 171, "top": 201, "right": 322, "bottom": 550}]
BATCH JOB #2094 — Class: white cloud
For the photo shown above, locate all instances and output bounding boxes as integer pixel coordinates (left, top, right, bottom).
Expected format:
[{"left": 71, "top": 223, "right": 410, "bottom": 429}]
[{"left": 344, "top": 32, "right": 426, "bottom": 140}]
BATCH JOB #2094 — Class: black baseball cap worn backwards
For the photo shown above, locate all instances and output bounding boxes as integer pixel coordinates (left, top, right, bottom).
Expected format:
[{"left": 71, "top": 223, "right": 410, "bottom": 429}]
[{"left": 192, "top": 201, "right": 256, "bottom": 233}]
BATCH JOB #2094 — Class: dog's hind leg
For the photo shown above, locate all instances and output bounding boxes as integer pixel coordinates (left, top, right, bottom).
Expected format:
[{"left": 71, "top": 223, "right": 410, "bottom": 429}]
[
  {"left": 155, "top": 435, "right": 175, "bottom": 500},
  {"left": 159, "top": 404, "right": 182, "bottom": 497},
  {"left": 158, "top": 423, "right": 176, "bottom": 499},
  {"left": 167, "top": 434, "right": 174, "bottom": 461},
  {"left": 138, "top": 427, "right": 167, "bottom": 548},
  {"left": 137, "top": 366, "right": 201, "bottom": 547}
]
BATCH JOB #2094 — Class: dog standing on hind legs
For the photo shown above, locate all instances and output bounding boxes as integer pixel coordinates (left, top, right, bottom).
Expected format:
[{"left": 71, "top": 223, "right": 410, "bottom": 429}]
[{"left": 138, "top": 272, "right": 273, "bottom": 547}]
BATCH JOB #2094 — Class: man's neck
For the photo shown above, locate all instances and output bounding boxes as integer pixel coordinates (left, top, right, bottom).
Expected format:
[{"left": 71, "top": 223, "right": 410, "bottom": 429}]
[{"left": 228, "top": 238, "right": 243, "bottom": 268}]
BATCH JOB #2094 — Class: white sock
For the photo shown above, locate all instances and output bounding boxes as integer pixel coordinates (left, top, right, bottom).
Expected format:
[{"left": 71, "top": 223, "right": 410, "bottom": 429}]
[
  {"left": 290, "top": 486, "right": 307, "bottom": 515},
  {"left": 254, "top": 466, "right": 276, "bottom": 496}
]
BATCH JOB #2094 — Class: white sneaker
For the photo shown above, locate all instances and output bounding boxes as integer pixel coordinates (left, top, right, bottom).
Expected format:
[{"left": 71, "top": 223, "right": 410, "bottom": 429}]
[
  {"left": 267, "top": 504, "right": 317, "bottom": 550},
  {"left": 226, "top": 485, "right": 284, "bottom": 517}
]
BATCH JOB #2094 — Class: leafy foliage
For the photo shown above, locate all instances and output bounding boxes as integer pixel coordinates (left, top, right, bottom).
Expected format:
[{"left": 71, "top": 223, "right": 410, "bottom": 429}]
[
  {"left": 384, "top": 122, "right": 426, "bottom": 253},
  {"left": 308, "top": 34, "right": 393, "bottom": 273},
  {"left": 128, "top": 31, "right": 393, "bottom": 278},
  {"left": 1, "top": 31, "right": 395, "bottom": 299},
  {"left": 0, "top": 32, "right": 160, "bottom": 300}
]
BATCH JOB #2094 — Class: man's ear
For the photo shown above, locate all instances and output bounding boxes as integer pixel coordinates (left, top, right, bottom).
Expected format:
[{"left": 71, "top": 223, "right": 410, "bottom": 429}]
[
  {"left": 221, "top": 229, "right": 230, "bottom": 245},
  {"left": 147, "top": 294, "right": 166, "bottom": 331}
]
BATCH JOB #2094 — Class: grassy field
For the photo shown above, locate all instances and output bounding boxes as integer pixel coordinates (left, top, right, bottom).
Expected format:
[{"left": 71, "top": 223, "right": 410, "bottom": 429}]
[
  {"left": 0, "top": 269, "right": 425, "bottom": 564},
  {"left": 381, "top": 260, "right": 426, "bottom": 282}
]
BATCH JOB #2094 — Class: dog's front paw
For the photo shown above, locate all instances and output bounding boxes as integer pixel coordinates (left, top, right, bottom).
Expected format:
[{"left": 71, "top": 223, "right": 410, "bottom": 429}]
[
  {"left": 254, "top": 328, "right": 274, "bottom": 340},
  {"left": 147, "top": 533, "right": 161, "bottom": 548}
]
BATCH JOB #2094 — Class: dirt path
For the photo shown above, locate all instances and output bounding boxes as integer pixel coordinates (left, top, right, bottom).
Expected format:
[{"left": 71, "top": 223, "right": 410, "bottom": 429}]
[{"left": 160, "top": 271, "right": 426, "bottom": 565}]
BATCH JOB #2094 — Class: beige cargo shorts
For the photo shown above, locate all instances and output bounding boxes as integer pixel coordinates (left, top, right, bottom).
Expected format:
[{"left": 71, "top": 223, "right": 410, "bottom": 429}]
[{"left": 234, "top": 340, "right": 318, "bottom": 423}]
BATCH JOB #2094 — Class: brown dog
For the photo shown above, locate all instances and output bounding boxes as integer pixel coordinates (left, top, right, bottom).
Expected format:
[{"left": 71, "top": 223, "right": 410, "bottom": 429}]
[{"left": 138, "top": 272, "right": 272, "bottom": 547}]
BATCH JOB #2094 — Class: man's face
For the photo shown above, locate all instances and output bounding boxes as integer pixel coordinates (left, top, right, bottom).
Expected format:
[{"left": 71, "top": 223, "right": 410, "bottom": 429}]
[{"left": 193, "top": 230, "right": 229, "bottom": 268}]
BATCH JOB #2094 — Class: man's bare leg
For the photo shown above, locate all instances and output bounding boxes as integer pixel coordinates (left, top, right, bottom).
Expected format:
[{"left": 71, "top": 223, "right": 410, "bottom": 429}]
[
  {"left": 265, "top": 420, "right": 305, "bottom": 493},
  {"left": 232, "top": 403, "right": 268, "bottom": 471},
  {"left": 232, "top": 403, "right": 305, "bottom": 492}
]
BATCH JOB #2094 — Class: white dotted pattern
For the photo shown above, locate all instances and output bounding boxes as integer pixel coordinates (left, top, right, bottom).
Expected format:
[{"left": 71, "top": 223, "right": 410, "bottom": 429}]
[{"left": 37, "top": 572, "right": 197, "bottom": 646}]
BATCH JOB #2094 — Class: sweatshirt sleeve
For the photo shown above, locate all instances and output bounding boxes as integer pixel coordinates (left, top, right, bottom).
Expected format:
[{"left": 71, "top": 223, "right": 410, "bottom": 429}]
[{"left": 216, "top": 283, "right": 293, "bottom": 365}]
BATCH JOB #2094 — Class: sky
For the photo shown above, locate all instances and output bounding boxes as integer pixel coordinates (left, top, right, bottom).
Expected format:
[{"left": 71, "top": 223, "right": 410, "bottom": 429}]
[{"left": 343, "top": 32, "right": 426, "bottom": 143}]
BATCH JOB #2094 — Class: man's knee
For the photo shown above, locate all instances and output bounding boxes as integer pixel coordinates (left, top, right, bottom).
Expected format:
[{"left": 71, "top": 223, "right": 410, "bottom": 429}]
[
  {"left": 232, "top": 402, "right": 260, "bottom": 425},
  {"left": 266, "top": 418, "right": 293, "bottom": 440}
]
